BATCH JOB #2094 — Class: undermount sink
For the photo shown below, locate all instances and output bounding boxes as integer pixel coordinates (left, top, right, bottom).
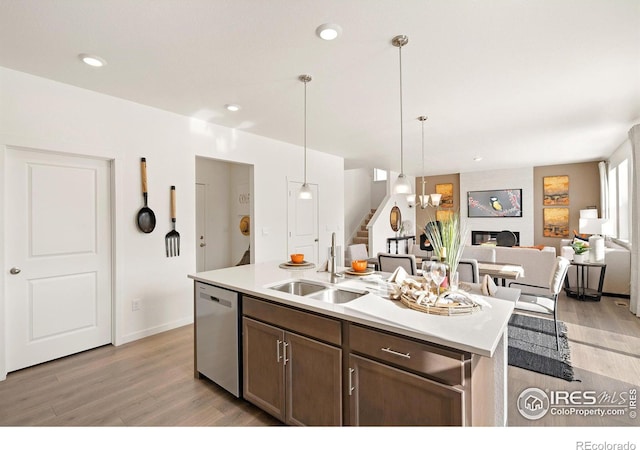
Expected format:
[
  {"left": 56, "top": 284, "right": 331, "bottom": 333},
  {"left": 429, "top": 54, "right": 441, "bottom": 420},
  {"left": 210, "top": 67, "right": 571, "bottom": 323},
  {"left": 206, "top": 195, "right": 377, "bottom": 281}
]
[
  {"left": 270, "top": 280, "right": 327, "bottom": 296},
  {"left": 307, "top": 288, "right": 365, "bottom": 304},
  {"left": 269, "top": 280, "right": 367, "bottom": 304}
]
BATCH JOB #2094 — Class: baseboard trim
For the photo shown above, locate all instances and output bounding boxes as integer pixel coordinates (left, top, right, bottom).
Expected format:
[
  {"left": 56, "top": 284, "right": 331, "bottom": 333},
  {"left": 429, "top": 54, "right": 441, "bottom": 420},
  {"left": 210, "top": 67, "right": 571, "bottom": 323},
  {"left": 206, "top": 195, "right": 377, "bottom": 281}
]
[
  {"left": 118, "top": 316, "right": 193, "bottom": 346},
  {"left": 602, "top": 292, "right": 631, "bottom": 299}
]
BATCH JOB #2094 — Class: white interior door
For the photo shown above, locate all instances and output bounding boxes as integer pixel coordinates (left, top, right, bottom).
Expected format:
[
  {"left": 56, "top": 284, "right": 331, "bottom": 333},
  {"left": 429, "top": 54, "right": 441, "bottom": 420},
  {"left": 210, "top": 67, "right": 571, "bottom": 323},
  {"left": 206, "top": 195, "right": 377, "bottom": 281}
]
[
  {"left": 195, "top": 183, "right": 206, "bottom": 272},
  {"left": 287, "top": 181, "right": 319, "bottom": 264},
  {"left": 5, "top": 147, "right": 112, "bottom": 372}
]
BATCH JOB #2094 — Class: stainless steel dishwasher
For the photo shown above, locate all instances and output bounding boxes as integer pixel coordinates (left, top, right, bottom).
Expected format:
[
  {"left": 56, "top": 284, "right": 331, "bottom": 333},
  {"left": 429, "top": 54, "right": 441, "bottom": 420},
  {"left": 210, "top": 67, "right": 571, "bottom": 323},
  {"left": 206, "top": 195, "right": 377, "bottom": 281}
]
[{"left": 195, "top": 282, "right": 240, "bottom": 397}]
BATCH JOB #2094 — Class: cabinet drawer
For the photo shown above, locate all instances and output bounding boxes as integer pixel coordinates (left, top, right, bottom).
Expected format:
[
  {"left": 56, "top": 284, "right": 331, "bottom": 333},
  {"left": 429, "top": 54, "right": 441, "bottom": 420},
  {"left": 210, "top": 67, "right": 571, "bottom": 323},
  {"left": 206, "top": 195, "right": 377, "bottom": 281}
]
[
  {"left": 349, "top": 324, "right": 467, "bottom": 386},
  {"left": 243, "top": 296, "right": 341, "bottom": 346}
]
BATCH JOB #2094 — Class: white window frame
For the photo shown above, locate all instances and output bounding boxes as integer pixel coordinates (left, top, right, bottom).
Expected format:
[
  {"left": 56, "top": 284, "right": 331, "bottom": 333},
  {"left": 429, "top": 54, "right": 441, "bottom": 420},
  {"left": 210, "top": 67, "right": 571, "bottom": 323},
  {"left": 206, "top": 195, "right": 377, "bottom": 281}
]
[{"left": 608, "top": 157, "right": 632, "bottom": 241}]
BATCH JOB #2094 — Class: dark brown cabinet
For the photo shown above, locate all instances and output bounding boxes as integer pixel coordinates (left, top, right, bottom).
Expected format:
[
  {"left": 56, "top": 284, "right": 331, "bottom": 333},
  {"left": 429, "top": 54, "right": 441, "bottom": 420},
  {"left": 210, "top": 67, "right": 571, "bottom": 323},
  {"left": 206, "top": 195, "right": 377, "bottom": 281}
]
[
  {"left": 242, "top": 297, "right": 342, "bottom": 426},
  {"left": 347, "top": 323, "right": 470, "bottom": 426},
  {"left": 242, "top": 318, "right": 285, "bottom": 420},
  {"left": 239, "top": 294, "right": 497, "bottom": 426},
  {"left": 348, "top": 354, "right": 463, "bottom": 426}
]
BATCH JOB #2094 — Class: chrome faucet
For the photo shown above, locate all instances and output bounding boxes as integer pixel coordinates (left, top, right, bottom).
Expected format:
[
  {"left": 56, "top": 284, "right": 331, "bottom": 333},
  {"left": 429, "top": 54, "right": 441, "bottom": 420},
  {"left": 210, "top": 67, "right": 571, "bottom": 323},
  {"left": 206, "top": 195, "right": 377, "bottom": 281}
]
[{"left": 329, "top": 232, "right": 342, "bottom": 282}]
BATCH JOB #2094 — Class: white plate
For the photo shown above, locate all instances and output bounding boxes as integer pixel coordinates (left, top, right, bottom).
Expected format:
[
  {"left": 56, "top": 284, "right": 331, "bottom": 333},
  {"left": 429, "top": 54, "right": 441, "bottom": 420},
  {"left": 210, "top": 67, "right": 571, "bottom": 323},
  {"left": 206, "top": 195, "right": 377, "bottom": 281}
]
[{"left": 345, "top": 268, "right": 375, "bottom": 276}]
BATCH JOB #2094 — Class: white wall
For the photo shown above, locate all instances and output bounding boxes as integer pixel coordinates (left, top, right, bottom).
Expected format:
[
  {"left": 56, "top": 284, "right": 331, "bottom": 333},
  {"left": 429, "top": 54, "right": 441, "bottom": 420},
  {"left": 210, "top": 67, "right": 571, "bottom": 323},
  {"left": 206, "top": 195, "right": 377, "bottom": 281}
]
[
  {"left": 368, "top": 171, "right": 416, "bottom": 257},
  {"left": 0, "top": 67, "right": 344, "bottom": 379},
  {"left": 371, "top": 180, "right": 387, "bottom": 209},
  {"left": 344, "top": 168, "right": 372, "bottom": 245},
  {"left": 460, "top": 168, "right": 534, "bottom": 246},
  {"left": 369, "top": 193, "right": 416, "bottom": 257}
]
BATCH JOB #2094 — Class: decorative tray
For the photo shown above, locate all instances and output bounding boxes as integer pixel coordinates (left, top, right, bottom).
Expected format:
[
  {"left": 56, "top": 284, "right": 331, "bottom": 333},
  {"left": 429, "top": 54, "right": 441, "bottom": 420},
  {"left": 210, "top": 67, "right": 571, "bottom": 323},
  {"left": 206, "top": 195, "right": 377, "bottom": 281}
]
[{"left": 399, "top": 293, "right": 481, "bottom": 316}]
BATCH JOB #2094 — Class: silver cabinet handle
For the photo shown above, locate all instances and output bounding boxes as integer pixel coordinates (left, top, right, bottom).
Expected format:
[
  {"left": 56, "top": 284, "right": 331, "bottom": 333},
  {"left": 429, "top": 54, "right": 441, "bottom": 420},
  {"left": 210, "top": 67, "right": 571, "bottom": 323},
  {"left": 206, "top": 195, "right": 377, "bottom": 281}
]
[
  {"left": 381, "top": 347, "right": 411, "bottom": 359},
  {"left": 276, "top": 339, "right": 282, "bottom": 363},
  {"left": 10, "top": 267, "right": 21, "bottom": 275},
  {"left": 348, "top": 368, "right": 355, "bottom": 396},
  {"left": 283, "top": 341, "right": 289, "bottom": 366}
]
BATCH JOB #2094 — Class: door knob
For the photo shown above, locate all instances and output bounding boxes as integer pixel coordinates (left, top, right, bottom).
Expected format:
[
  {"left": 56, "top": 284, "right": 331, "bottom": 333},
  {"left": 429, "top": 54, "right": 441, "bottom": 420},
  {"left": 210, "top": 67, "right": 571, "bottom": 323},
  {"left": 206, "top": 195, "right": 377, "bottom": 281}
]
[
  {"left": 10, "top": 267, "right": 21, "bottom": 275},
  {"left": 200, "top": 243, "right": 207, "bottom": 247}
]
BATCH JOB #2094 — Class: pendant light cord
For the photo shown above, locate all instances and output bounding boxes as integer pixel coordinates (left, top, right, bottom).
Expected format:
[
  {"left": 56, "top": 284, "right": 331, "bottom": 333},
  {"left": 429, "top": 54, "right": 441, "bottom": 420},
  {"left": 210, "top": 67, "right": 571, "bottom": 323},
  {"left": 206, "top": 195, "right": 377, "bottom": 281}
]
[
  {"left": 304, "top": 78, "right": 307, "bottom": 184},
  {"left": 399, "top": 44, "right": 404, "bottom": 175},
  {"left": 421, "top": 117, "right": 425, "bottom": 205}
]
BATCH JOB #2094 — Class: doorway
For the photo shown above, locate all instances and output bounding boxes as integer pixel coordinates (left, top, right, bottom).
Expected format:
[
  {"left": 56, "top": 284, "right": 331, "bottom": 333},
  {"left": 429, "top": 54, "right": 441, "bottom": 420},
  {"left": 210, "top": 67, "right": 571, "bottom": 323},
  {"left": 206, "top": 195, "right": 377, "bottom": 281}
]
[
  {"left": 5, "top": 147, "right": 113, "bottom": 372},
  {"left": 195, "top": 157, "right": 253, "bottom": 271}
]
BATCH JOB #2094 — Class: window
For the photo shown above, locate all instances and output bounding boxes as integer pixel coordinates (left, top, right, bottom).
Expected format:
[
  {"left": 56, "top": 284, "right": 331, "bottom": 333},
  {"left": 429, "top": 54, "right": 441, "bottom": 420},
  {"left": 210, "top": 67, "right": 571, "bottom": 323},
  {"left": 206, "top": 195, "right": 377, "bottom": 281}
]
[
  {"left": 373, "top": 168, "right": 387, "bottom": 182},
  {"left": 608, "top": 158, "right": 631, "bottom": 241}
]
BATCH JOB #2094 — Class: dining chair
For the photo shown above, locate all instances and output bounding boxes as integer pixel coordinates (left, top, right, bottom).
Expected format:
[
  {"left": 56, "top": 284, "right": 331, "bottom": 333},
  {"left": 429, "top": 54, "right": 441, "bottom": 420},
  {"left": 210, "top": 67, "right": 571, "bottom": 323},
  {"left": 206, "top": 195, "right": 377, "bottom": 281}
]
[
  {"left": 377, "top": 252, "right": 417, "bottom": 275},
  {"left": 456, "top": 258, "right": 480, "bottom": 283},
  {"left": 509, "top": 256, "right": 571, "bottom": 350},
  {"left": 346, "top": 244, "right": 376, "bottom": 269}
]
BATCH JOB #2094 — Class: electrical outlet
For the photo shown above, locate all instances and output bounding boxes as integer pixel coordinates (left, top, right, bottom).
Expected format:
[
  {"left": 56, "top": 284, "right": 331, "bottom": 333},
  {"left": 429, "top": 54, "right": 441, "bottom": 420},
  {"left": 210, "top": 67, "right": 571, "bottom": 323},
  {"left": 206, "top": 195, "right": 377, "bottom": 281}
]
[{"left": 132, "top": 299, "right": 141, "bottom": 311}]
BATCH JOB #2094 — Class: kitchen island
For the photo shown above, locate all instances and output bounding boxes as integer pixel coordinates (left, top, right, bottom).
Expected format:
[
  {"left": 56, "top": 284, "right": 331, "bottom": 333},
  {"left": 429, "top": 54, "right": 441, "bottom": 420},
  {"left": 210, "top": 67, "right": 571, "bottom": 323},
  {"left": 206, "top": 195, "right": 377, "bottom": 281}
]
[{"left": 189, "top": 261, "right": 514, "bottom": 426}]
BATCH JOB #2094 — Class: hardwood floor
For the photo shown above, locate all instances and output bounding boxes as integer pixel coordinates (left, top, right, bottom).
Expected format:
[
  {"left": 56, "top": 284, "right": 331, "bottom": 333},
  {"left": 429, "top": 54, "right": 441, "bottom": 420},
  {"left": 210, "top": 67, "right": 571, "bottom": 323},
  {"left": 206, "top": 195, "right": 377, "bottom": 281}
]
[
  {"left": 1, "top": 292, "right": 638, "bottom": 428},
  {"left": 0, "top": 324, "right": 279, "bottom": 427},
  {"left": 508, "top": 292, "right": 640, "bottom": 427}
]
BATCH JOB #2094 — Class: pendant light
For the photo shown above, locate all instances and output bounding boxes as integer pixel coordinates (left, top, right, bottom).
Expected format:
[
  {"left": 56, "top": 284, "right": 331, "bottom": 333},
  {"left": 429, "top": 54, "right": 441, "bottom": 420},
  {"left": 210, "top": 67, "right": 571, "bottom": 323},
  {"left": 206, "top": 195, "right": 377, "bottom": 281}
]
[
  {"left": 418, "top": 115, "right": 429, "bottom": 209},
  {"left": 391, "top": 35, "right": 412, "bottom": 195},
  {"left": 299, "top": 74, "right": 313, "bottom": 200}
]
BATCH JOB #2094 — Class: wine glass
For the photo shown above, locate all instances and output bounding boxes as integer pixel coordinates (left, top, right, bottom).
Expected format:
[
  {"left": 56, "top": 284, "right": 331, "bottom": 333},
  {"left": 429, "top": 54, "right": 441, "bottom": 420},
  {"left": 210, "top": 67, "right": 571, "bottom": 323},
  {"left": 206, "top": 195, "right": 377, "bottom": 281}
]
[
  {"left": 430, "top": 262, "right": 447, "bottom": 297},
  {"left": 421, "top": 261, "right": 433, "bottom": 291}
]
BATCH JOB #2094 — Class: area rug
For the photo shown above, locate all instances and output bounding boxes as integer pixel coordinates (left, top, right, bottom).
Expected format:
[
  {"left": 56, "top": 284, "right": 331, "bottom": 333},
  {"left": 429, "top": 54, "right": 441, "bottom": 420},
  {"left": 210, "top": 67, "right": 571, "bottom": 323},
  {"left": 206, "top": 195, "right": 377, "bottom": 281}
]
[{"left": 508, "top": 313, "right": 578, "bottom": 381}]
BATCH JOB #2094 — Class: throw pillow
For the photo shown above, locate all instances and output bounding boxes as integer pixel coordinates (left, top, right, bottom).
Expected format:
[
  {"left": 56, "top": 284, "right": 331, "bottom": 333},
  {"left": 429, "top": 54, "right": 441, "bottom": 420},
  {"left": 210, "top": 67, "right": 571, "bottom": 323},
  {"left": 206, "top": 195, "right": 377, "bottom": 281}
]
[
  {"left": 573, "top": 229, "right": 591, "bottom": 243},
  {"left": 513, "top": 245, "right": 545, "bottom": 250}
]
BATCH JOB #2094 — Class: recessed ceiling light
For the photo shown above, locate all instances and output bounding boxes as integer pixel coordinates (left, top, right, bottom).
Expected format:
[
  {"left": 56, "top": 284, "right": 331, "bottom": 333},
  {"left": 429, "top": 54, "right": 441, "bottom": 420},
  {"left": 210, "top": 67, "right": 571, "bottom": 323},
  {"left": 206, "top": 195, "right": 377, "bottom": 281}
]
[
  {"left": 79, "top": 53, "right": 106, "bottom": 67},
  {"left": 316, "top": 23, "right": 342, "bottom": 41},
  {"left": 225, "top": 104, "right": 241, "bottom": 112},
  {"left": 473, "top": 156, "right": 483, "bottom": 162}
]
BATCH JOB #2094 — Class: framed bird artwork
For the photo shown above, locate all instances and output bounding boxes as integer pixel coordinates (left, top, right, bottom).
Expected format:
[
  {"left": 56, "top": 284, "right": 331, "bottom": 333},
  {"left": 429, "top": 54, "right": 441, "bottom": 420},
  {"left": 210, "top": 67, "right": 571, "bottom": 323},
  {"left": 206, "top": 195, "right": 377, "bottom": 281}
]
[{"left": 467, "top": 189, "right": 523, "bottom": 217}]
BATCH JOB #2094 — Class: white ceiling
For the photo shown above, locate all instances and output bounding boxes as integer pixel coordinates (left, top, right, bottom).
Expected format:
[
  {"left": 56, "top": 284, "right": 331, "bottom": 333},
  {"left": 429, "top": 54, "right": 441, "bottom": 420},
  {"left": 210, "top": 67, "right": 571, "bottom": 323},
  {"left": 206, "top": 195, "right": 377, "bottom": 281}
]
[{"left": 1, "top": 0, "right": 639, "bottom": 176}]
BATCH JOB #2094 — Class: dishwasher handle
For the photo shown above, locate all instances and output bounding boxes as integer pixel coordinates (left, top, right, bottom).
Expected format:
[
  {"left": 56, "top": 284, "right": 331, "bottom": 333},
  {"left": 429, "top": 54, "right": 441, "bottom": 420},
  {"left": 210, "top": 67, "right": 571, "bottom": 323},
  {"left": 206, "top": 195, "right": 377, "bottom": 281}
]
[{"left": 199, "top": 292, "right": 233, "bottom": 308}]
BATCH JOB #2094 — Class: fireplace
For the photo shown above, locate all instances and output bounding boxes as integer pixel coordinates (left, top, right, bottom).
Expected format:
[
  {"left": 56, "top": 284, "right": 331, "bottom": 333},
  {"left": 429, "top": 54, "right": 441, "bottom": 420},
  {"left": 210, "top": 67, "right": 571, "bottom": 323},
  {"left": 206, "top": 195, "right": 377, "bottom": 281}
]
[{"left": 472, "top": 230, "right": 520, "bottom": 246}]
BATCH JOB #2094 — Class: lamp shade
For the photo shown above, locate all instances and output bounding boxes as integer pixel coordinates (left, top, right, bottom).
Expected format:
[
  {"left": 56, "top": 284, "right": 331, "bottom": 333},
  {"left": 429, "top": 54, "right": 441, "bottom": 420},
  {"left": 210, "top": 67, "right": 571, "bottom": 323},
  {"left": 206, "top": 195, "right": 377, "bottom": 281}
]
[
  {"left": 299, "top": 183, "right": 313, "bottom": 200},
  {"left": 393, "top": 173, "right": 412, "bottom": 194},
  {"left": 579, "top": 209, "right": 598, "bottom": 219},
  {"left": 579, "top": 218, "right": 610, "bottom": 235}
]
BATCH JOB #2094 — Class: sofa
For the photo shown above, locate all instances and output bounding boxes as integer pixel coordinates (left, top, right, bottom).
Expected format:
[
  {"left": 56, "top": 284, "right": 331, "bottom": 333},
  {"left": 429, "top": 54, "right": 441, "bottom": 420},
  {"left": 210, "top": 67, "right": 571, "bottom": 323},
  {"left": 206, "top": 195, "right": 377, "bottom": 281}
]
[
  {"left": 462, "top": 245, "right": 558, "bottom": 288},
  {"left": 560, "top": 238, "right": 631, "bottom": 297}
]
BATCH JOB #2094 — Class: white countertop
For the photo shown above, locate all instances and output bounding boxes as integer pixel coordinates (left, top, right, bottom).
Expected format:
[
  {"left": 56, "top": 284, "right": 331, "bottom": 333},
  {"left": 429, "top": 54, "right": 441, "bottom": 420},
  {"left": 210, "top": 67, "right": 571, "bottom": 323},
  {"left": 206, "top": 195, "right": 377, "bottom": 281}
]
[{"left": 188, "top": 261, "right": 514, "bottom": 357}]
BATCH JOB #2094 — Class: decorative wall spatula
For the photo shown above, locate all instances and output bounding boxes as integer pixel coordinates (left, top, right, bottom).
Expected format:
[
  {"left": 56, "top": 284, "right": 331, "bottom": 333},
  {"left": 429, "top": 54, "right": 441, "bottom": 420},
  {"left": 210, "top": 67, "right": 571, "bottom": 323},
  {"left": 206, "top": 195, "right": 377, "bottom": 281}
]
[{"left": 165, "top": 185, "right": 180, "bottom": 257}]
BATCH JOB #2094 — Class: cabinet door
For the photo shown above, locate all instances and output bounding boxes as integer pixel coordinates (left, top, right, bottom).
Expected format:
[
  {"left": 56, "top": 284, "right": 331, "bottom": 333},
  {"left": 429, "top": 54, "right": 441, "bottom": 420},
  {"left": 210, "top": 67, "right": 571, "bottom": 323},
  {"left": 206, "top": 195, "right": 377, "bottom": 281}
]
[
  {"left": 349, "top": 354, "right": 463, "bottom": 426},
  {"left": 285, "top": 331, "right": 342, "bottom": 426},
  {"left": 243, "top": 317, "right": 285, "bottom": 421}
]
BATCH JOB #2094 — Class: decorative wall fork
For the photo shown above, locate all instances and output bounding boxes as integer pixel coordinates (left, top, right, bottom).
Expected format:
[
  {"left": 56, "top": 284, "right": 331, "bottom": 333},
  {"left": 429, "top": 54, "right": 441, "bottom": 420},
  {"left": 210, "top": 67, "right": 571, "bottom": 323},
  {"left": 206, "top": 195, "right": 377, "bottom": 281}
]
[{"left": 165, "top": 185, "right": 180, "bottom": 257}]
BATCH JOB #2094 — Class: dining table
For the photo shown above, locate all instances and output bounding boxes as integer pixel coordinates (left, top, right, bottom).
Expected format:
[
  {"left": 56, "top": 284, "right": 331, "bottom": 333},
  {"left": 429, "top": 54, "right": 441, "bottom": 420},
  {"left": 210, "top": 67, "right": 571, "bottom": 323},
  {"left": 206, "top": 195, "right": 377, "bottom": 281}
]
[{"left": 477, "top": 261, "right": 525, "bottom": 287}]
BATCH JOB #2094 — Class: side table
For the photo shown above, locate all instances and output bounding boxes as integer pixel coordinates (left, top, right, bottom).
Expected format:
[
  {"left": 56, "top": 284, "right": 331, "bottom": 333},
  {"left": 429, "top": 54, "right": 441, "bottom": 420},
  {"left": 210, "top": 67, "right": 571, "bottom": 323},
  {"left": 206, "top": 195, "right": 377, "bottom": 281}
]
[
  {"left": 386, "top": 235, "right": 415, "bottom": 254},
  {"left": 563, "top": 261, "right": 606, "bottom": 301}
]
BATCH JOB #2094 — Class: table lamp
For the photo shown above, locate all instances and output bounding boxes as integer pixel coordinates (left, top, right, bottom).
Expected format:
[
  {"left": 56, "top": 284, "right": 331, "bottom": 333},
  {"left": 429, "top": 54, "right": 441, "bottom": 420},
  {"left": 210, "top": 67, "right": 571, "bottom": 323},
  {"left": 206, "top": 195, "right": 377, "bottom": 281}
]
[{"left": 579, "top": 211, "right": 611, "bottom": 263}]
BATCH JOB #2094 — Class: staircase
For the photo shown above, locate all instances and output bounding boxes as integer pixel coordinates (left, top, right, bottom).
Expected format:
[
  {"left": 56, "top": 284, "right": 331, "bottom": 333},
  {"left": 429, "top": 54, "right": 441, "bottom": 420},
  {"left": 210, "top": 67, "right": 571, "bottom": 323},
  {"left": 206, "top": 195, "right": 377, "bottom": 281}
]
[{"left": 352, "top": 209, "right": 376, "bottom": 250}]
